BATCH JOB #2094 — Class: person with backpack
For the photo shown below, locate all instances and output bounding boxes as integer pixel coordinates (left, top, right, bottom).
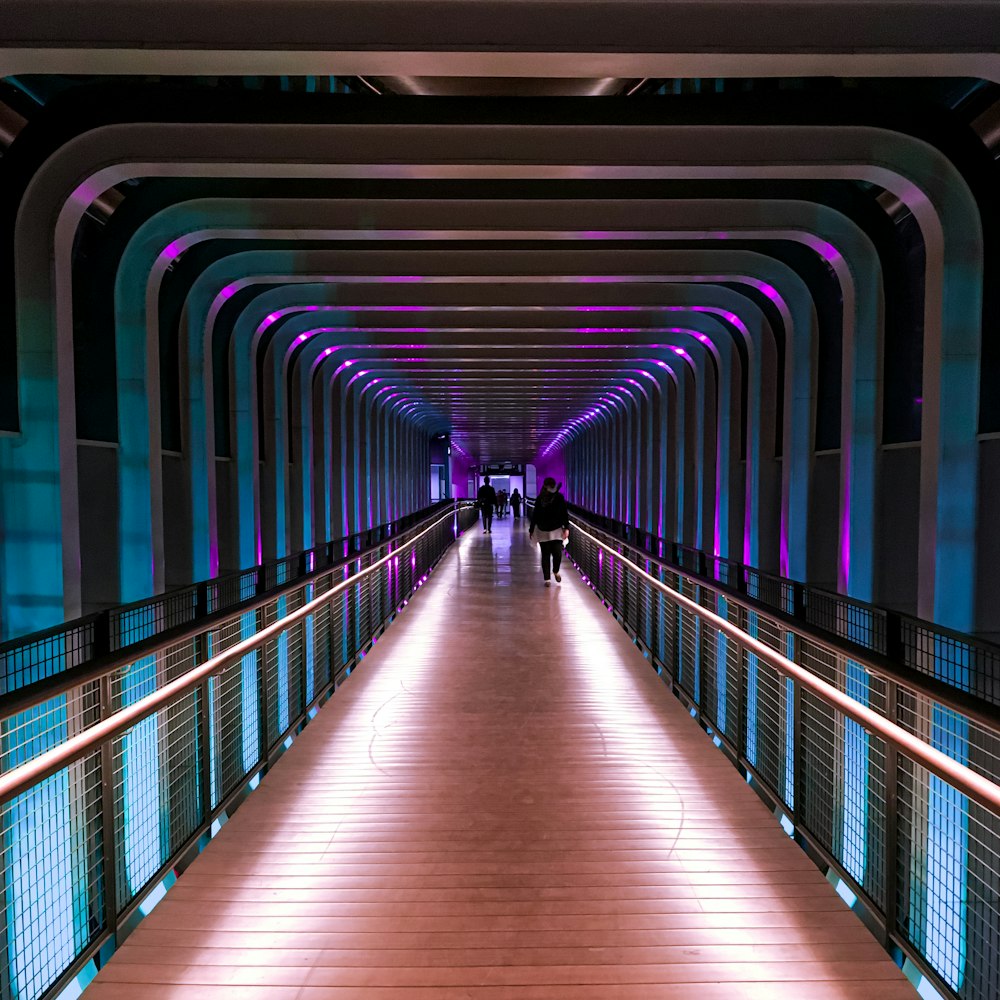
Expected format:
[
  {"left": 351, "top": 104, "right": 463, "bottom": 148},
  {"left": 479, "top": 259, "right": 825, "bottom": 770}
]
[{"left": 528, "top": 478, "right": 570, "bottom": 586}]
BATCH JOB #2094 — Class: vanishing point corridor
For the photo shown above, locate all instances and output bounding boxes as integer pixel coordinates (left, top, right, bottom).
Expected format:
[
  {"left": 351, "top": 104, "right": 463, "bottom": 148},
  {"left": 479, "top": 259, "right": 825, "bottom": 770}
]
[{"left": 87, "top": 519, "right": 909, "bottom": 999}]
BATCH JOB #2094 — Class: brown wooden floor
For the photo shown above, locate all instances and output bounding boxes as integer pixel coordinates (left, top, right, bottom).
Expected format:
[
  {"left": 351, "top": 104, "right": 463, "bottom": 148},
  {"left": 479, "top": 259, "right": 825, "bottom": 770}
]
[{"left": 88, "top": 514, "right": 914, "bottom": 999}]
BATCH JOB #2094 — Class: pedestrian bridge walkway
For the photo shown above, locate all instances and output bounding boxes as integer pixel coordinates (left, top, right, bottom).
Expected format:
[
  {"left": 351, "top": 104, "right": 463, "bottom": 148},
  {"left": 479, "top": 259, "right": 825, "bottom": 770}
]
[{"left": 86, "top": 516, "right": 912, "bottom": 1000}]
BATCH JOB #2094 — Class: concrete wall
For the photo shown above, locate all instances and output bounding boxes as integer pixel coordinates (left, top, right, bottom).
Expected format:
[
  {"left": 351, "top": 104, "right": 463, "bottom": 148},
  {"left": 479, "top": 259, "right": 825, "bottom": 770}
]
[
  {"left": 78, "top": 442, "right": 120, "bottom": 614},
  {"left": 162, "top": 452, "right": 193, "bottom": 589},
  {"left": 875, "top": 444, "right": 921, "bottom": 618}
]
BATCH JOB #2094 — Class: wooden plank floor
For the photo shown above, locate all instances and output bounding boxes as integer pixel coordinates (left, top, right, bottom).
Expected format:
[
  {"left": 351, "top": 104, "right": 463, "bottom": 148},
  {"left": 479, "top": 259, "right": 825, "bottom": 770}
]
[{"left": 88, "top": 515, "right": 914, "bottom": 999}]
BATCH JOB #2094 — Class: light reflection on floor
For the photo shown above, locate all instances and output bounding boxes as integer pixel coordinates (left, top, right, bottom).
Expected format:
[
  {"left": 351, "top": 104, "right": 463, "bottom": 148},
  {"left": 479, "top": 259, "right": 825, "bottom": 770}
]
[{"left": 88, "top": 512, "right": 914, "bottom": 999}]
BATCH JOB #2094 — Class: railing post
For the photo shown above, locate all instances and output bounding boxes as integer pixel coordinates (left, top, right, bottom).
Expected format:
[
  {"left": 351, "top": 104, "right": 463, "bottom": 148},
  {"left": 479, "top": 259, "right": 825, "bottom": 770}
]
[
  {"left": 198, "top": 677, "right": 213, "bottom": 822},
  {"left": 792, "top": 581, "right": 806, "bottom": 621},
  {"left": 882, "top": 678, "right": 900, "bottom": 948},
  {"left": 790, "top": 632, "right": 803, "bottom": 826},
  {"left": 98, "top": 675, "right": 119, "bottom": 945},
  {"left": 736, "top": 606, "right": 747, "bottom": 767},
  {"left": 194, "top": 607, "right": 213, "bottom": 821},
  {"left": 194, "top": 582, "right": 209, "bottom": 621},
  {"left": 93, "top": 609, "right": 112, "bottom": 659},
  {"left": 257, "top": 604, "right": 269, "bottom": 763},
  {"left": 885, "top": 611, "right": 905, "bottom": 665}
]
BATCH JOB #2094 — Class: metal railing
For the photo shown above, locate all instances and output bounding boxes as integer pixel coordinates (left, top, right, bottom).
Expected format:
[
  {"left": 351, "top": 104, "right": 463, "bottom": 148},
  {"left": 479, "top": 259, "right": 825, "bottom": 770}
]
[
  {"left": 0, "top": 500, "right": 479, "bottom": 1000},
  {"left": 566, "top": 502, "right": 1000, "bottom": 711},
  {"left": 565, "top": 510, "right": 1000, "bottom": 1000},
  {"left": 0, "top": 500, "right": 460, "bottom": 696}
]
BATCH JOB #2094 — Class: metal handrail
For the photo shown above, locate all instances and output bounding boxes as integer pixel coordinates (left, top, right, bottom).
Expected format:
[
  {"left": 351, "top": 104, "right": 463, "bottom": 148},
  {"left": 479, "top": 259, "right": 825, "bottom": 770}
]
[
  {"left": 0, "top": 499, "right": 464, "bottom": 718},
  {"left": 562, "top": 500, "right": 1000, "bottom": 713},
  {"left": 571, "top": 520, "right": 1000, "bottom": 816},
  {"left": 0, "top": 498, "right": 459, "bottom": 698},
  {"left": 563, "top": 506, "right": 1000, "bottom": 733},
  {"left": 0, "top": 503, "right": 473, "bottom": 806}
]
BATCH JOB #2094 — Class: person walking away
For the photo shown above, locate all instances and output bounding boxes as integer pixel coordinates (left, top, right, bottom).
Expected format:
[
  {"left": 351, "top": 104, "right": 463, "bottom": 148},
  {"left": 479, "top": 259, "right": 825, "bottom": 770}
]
[
  {"left": 477, "top": 476, "right": 497, "bottom": 533},
  {"left": 510, "top": 488, "right": 522, "bottom": 518},
  {"left": 529, "top": 477, "right": 570, "bottom": 586}
]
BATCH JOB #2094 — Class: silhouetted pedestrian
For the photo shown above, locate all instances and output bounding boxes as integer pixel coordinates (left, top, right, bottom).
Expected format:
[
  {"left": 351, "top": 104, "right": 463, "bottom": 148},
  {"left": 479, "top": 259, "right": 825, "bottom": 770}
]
[
  {"left": 529, "top": 477, "right": 570, "bottom": 586},
  {"left": 477, "top": 476, "right": 497, "bottom": 533},
  {"left": 510, "top": 488, "right": 522, "bottom": 518}
]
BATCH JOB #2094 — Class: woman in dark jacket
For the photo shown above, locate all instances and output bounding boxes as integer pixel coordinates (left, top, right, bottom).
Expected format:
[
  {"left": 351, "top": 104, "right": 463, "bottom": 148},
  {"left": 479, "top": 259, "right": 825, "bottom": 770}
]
[{"left": 528, "top": 478, "right": 570, "bottom": 586}]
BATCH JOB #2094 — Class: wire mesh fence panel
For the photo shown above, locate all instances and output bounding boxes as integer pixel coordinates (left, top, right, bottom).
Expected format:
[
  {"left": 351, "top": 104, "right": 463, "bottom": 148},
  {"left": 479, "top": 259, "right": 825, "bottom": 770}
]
[
  {"left": 791, "top": 684, "right": 839, "bottom": 848},
  {"left": 0, "top": 619, "right": 97, "bottom": 694},
  {"left": 560, "top": 515, "right": 1000, "bottom": 1000},
  {"left": 299, "top": 585, "right": 320, "bottom": 706},
  {"left": 748, "top": 652, "right": 790, "bottom": 806},
  {"left": 896, "top": 689, "right": 1000, "bottom": 789},
  {"left": 613, "top": 551, "right": 627, "bottom": 610},
  {"left": 160, "top": 638, "right": 199, "bottom": 685},
  {"left": 209, "top": 652, "right": 257, "bottom": 808},
  {"left": 956, "top": 799, "right": 1000, "bottom": 1000},
  {"left": 366, "top": 566, "right": 380, "bottom": 639},
  {"left": 696, "top": 608, "right": 718, "bottom": 727},
  {"left": 111, "top": 709, "right": 161, "bottom": 911},
  {"left": 864, "top": 736, "right": 889, "bottom": 910},
  {"left": 0, "top": 683, "right": 101, "bottom": 773},
  {"left": 0, "top": 753, "right": 103, "bottom": 1000},
  {"left": 624, "top": 569, "right": 640, "bottom": 635},
  {"left": 332, "top": 588, "right": 350, "bottom": 688},
  {"left": 901, "top": 623, "right": 1000, "bottom": 709},
  {"left": 109, "top": 644, "right": 169, "bottom": 914},
  {"left": 700, "top": 595, "right": 741, "bottom": 749},
  {"left": 721, "top": 609, "right": 742, "bottom": 748},
  {"left": 893, "top": 681, "right": 1000, "bottom": 1000},
  {"left": 700, "top": 619, "right": 720, "bottom": 731},
  {"left": 805, "top": 589, "right": 886, "bottom": 656},
  {"left": 676, "top": 598, "right": 699, "bottom": 702},
  {"left": 671, "top": 577, "right": 696, "bottom": 697},
  {"left": 635, "top": 572, "right": 656, "bottom": 657},
  {"left": 161, "top": 688, "right": 203, "bottom": 858},
  {"left": 281, "top": 587, "right": 309, "bottom": 727},
  {"left": 351, "top": 578, "right": 372, "bottom": 661},
  {"left": 263, "top": 606, "right": 291, "bottom": 749},
  {"left": 206, "top": 611, "right": 262, "bottom": 805},
  {"left": 0, "top": 503, "right": 477, "bottom": 1000},
  {"left": 401, "top": 550, "right": 414, "bottom": 598},
  {"left": 897, "top": 753, "right": 1000, "bottom": 999},
  {"left": 111, "top": 589, "right": 199, "bottom": 652},
  {"left": 285, "top": 617, "right": 306, "bottom": 731}
]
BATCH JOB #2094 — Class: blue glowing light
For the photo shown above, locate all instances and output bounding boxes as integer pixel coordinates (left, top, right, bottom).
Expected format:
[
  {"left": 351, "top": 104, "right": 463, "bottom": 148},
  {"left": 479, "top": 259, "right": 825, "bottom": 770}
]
[
  {"left": 240, "top": 612, "right": 260, "bottom": 775},
  {"left": 834, "top": 878, "right": 858, "bottom": 908},
  {"left": 744, "top": 611, "right": 759, "bottom": 768}
]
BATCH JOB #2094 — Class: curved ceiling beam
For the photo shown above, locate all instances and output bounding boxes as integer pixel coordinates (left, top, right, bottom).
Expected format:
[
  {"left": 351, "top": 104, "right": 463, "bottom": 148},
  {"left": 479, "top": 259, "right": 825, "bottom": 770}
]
[
  {"left": 332, "top": 359, "right": 662, "bottom": 539},
  {"left": 181, "top": 248, "right": 808, "bottom": 580},
  {"left": 110, "top": 192, "right": 875, "bottom": 587},
  {"left": 0, "top": 117, "right": 977, "bottom": 633},
  {"left": 248, "top": 285, "right": 776, "bottom": 563},
  {"left": 272, "top": 309, "right": 740, "bottom": 562}
]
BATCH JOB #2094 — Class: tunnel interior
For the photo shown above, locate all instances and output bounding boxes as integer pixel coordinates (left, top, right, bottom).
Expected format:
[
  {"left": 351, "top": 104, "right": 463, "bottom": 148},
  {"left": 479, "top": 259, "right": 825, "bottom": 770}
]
[
  {"left": 2, "top": 6, "right": 1000, "bottom": 1000},
  {"left": 2, "top": 63, "right": 1000, "bottom": 639}
]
